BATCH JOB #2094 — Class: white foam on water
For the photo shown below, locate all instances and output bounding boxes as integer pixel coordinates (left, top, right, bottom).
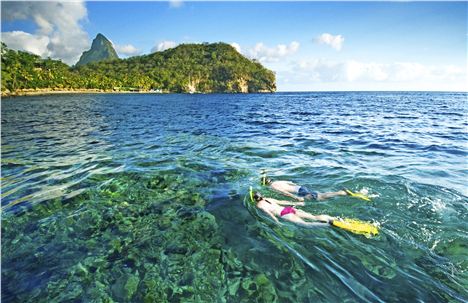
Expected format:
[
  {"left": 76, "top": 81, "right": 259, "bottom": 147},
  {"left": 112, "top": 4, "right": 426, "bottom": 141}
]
[
  {"left": 360, "top": 187, "right": 380, "bottom": 198},
  {"left": 430, "top": 198, "right": 447, "bottom": 213},
  {"left": 430, "top": 239, "right": 440, "bottom": 251}
]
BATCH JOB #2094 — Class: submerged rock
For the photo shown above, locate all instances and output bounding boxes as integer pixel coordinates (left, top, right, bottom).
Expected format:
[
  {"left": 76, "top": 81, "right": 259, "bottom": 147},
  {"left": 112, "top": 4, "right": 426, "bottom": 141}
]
[{"left": 2, "top": 172, "right": 281, "bottom": 302}]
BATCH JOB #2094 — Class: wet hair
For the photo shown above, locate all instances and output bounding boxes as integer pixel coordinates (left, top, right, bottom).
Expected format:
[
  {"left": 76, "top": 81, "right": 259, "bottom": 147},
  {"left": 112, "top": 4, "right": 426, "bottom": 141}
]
[{"left": 253, "top": 192, "right": 263, "bottom": 202}]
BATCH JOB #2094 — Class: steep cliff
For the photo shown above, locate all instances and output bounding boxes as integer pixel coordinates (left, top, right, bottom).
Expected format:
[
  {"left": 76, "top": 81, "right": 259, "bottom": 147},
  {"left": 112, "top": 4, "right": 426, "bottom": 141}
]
[{"left": 75, "top": 34, "right": 118, "bottom": 67}]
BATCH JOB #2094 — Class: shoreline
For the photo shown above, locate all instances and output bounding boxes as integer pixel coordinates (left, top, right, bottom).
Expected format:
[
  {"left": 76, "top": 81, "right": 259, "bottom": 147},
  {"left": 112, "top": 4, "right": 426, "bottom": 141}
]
[
  {"left": 2, "top": 89, "right": 464, "bottom": 98},
  {"left": 1, "top": 88, "right": 274, "bottom": 98},
  {"left": 1, "top": 89, "right": 170, "bottom": 98}
]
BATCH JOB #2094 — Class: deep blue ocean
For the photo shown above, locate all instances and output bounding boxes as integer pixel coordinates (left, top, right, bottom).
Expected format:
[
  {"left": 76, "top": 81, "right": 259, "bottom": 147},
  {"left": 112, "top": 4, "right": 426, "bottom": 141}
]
[{"left": 2, "top": 92, "right": 467, "bottom": 302}]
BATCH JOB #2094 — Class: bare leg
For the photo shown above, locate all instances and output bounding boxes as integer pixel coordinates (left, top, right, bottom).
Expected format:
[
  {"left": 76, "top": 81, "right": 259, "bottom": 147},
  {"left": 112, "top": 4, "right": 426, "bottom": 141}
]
[
  {"left": 316, "top": 190, "right": 347, "bottom": 201},
  {"left": 282, "top": 214, "right": 329, "bottom": 228},
  {"left": 295, "top": 209, "right": 336, "bottom": 223}
]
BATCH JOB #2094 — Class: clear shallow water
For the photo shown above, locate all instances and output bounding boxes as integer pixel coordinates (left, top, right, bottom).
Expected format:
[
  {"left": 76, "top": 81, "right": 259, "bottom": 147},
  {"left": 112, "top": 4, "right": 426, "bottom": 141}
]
[{"left": 2, "top": 92, "right": 467, "bottom": 302}]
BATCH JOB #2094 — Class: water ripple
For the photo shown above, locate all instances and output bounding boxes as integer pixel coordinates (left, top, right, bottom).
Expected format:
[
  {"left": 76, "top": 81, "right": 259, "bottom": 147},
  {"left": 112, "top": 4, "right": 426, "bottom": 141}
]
[{"left": 2, "top": 92, "right": 467, "bottom": 301}]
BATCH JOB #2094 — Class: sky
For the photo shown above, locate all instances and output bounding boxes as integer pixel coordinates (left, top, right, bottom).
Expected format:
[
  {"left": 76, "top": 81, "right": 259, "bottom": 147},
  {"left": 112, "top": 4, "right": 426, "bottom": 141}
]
[{"left": 1, "top": 1, "right": 467, "bottom": 92}]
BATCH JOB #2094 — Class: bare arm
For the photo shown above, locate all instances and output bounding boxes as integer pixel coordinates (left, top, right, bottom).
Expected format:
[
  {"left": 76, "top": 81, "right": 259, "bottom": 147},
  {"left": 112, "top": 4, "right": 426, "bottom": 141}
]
[
  {"left": 258, "top": 204, "right": 281, "bottom": 224},
  {"left": 266, "top": 209, "right": 281, "bottom": 224},
  {"left": 271, "top": 188, "right": 304, "bottom": 201},
  {"left": 272, "top": 199, "right": 305, "bottom": 207}
]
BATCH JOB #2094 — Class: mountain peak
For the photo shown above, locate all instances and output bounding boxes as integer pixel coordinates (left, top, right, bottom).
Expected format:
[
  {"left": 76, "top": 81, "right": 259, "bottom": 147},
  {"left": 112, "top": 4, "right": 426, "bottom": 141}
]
[{"left": 75, "top": 34, "right": 118, "bottom": 67}]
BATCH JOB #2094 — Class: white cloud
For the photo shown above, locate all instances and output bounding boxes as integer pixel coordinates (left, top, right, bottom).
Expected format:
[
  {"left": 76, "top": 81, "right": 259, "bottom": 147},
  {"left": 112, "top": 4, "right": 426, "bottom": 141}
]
[
  {"left": 296, "top": 59, "right": 387, "bottom": 82},
  {"left": 316, "top": 33, "right": 344, "bottom": 51},
  {"left": 1, "top": 1, "right": 89, "bottom": 65},
  {"left": 114, "top": 44, "right": 140, "bottom": 57},
  {"left": 344, "top": 60, "right": 388, "bottom": 81},
  {"left": 152, "top": 40, "right": 178, "bottom": 53},
  {"left": 1, "top": 31, "right": 50, "bottom": 57},
  {"left": 247, "top": 41, "right": 300, "bottom": 62},
  {"left": 169, "top": 0, "right": 183, "bottom": 8},
  {"left": 230, "top": 42, "right": 241, "bottom": 53},
  {"left": 282, "top": 58, "right": 467, "bottom": 91}
]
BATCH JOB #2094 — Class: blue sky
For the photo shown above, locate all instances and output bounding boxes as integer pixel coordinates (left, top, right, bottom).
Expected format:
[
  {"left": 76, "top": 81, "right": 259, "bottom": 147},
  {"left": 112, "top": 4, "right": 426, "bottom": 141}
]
[{"left": 2, "top": 1, "right": 467, "bottom": 91}]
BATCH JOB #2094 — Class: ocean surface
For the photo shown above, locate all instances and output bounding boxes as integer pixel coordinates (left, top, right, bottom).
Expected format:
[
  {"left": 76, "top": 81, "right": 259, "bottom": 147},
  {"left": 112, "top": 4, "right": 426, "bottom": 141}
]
[{"left": 2, "top": 92, "right": 467, "bottom": 302}]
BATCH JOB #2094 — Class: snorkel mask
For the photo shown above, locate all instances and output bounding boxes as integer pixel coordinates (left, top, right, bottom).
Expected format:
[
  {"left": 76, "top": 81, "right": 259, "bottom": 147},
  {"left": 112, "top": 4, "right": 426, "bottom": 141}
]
[{"left": 249, "top": 187, "right": 262, "bottom": 204}]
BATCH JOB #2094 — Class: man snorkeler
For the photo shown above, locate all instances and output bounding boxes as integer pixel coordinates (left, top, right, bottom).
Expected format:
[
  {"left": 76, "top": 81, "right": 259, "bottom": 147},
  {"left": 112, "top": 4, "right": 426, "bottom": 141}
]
[{"left": 261, "top": 175, "right": 348, "bottom": 202}]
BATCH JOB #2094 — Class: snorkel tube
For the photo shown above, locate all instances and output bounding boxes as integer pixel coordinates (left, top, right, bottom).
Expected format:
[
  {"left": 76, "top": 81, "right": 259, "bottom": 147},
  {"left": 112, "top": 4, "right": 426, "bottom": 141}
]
[
  {"left": 249, "top": 186, "right": 255, "bottom": 204},
  {"left": 261, "top": 169, "right": 267, "bottom": 186}
]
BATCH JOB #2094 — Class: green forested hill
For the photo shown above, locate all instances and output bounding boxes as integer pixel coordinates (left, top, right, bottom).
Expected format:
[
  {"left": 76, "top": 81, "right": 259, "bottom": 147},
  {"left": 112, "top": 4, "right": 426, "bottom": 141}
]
[{"left": 1, "top": 42, "right": 276, "bottom": 95}]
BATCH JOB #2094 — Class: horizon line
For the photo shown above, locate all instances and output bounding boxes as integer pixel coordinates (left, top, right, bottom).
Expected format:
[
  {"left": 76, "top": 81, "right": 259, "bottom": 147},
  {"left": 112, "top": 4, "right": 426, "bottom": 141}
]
[{"left": 275, "top": 90, "right": 468, "bottom": 93}]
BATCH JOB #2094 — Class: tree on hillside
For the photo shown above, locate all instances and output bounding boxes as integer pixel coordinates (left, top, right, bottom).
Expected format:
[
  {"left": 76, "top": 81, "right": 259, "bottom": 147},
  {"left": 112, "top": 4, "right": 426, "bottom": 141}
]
[{"left": 1, "top": 42, "right": 276, "bottom": 94}]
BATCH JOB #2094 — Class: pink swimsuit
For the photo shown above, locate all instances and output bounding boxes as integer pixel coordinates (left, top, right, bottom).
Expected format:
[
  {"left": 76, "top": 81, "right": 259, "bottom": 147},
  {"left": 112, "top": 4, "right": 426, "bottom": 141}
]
[{"left": 280, "top": 206, "right": 296, "bottom": 216}]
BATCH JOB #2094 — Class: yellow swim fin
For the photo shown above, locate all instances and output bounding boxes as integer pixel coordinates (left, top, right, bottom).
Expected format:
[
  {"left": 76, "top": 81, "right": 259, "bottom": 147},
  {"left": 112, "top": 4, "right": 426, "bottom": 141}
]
[
  {"left": 344, "top": 189, "right": 371, "bottom": 202},
  {"left": 331, "top": 218, "right": 379, "bottom": 237}
]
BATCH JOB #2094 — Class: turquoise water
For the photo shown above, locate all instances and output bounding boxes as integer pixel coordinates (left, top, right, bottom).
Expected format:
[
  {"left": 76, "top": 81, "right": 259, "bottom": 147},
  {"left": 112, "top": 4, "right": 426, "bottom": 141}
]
[{"left": 2, "top": 92, "right": 467, "bottom": 302}]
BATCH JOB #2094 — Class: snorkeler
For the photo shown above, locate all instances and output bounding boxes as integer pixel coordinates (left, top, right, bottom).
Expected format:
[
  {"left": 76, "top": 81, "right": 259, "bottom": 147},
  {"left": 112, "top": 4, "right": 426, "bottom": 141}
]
[
  {"left": 249, "top": 190, "right": 379, "bottom": 236},
  {"left": 251, "top": 192, "right": 336, "bottom": 227},
  {"left": 261, "top": 175, "right": 348, "bottom": 202}
]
